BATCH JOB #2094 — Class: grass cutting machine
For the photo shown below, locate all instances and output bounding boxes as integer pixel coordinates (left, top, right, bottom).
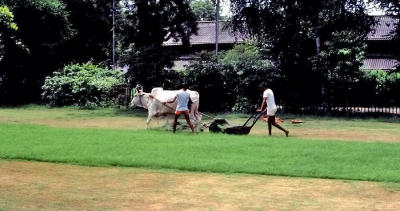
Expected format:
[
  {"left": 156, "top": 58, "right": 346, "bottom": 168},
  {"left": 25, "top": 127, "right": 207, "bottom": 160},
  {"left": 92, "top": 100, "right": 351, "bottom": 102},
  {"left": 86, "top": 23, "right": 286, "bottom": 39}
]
[{"left": 208, "top": 110, "right": 268, "bottom": 135}]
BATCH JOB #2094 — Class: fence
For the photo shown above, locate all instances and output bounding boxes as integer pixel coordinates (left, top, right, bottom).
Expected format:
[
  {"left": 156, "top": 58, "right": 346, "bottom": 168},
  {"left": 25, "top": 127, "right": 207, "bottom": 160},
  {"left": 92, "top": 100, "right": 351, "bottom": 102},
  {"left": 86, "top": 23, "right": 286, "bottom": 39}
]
[{"left": 280, "top": 105, "right": 400, "bottom": 117}]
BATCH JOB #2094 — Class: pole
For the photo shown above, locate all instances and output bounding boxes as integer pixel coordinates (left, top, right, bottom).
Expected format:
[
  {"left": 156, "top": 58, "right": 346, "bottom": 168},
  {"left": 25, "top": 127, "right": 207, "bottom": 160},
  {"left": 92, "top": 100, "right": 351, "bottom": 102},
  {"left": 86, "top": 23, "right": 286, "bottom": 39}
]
[
  {"left": 112, "top": 0, "right": 116, "bottom": 70},
  {"left": 215, "top": 0, "right": 219, "bottom": 57}
]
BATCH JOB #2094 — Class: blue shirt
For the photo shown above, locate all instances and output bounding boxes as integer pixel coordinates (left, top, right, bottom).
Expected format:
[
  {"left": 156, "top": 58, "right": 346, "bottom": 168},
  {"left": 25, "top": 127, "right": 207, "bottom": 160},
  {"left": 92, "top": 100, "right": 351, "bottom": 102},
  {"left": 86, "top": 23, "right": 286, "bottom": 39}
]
[{"left": 176, "top": 90, "right": 190, "bottom": 111}]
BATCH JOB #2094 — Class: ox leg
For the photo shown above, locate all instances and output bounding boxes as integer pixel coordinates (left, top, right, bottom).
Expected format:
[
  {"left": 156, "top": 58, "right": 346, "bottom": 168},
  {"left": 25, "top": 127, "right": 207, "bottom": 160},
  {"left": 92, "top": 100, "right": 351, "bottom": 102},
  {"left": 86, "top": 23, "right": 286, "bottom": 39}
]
[
  {"left": 165, "top": 115, "right": 171, "bottom": 130},
  {"left": 146, "top": 115, "right": 153, "bottom": 129}
]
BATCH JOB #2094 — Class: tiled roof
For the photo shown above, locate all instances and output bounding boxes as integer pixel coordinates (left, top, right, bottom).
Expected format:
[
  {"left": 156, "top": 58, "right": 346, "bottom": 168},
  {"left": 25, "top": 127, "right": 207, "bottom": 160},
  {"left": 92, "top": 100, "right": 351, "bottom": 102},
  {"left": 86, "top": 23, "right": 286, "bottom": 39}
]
[
  {"left": 164, "top": 21, "right": 245, "bottom": 46},
  {"left": 164, "top": 16, "right": 398, "bottom": 46},
  {"left": 367, "top": 16, "right": 399, "bottom": 40},
  {"left": 361, "top": 58, "right": 399, "bottom": 70}
]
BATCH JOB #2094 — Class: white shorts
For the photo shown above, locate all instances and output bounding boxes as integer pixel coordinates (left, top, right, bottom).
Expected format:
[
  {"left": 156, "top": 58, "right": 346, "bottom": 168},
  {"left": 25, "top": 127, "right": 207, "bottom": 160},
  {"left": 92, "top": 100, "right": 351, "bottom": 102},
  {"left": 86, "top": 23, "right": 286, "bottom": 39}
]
[{"left": 267, "top": 107, "right": 277, "bottom": 116}]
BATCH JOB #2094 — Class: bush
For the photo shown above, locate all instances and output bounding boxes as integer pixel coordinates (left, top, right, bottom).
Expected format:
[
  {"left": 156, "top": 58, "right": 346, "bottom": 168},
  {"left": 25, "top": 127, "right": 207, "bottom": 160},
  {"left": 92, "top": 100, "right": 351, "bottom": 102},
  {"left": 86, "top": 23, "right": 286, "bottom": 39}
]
[
  {"left": 362, "top": 69, "right": 400, "bottom": 105},
  {"left": 42, "top": 63, "right": 124, "bottom": 107}
]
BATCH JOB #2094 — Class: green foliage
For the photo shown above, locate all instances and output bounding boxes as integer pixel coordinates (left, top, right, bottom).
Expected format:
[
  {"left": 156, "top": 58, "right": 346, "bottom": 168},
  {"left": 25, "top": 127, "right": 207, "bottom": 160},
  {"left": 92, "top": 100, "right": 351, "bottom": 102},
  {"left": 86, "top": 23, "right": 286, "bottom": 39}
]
[
  {"left": 27, "top": 0, "right": 66, "bottom": 16},
  {"left": 364, "top": 70, "right": 399, "bottom": 85},
  {"left": 119, "top": 0, "right": 197, "bottom": 88},
  {"left": 185, "top": 43, "right": 279, "bottom": 112},
  {"left": 1, "top": 0, "right": 74, "bottom": 105},
  {"left": 1, "top": 123, "right": 400, "bottom": 182},
  {"left": 363, "top": 69, "right": 400, "bottom": 104},
  {"left": 5, "top": 0, "right": 73, "bottom": 43},
  {"left": 221, "top": 42, "right": 279, "bottom": 111},
  {"left": 42, "top": 63, "right": 124, "bottom": 107},
  {"left": 311, "top": 31, "right": 367, "bottom": 105},
  {"left": 0, "top": 6, "right": 18, "bottom": 31},
  {"left": 185, "top": 52, "right": 236, "bottom": 111},
  {"left": 230, "top": 0, "right": 374, "bottom": 107},
  {"left": 0, "top": 5, "right": 18, "bottom": 61},
  {"left": 220, "top": 42, "right": 262, "bottom": 68},
  {"left": 190, "top": 0, "right": 216, "bottom": 21}
]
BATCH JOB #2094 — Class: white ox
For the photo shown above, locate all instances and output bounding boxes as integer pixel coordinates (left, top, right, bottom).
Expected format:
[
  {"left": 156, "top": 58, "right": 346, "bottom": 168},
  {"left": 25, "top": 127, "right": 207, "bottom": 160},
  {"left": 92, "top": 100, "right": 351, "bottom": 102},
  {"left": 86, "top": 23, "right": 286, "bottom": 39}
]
[{"left": 130, "top": 87, "right": 202, "bottom": 128}]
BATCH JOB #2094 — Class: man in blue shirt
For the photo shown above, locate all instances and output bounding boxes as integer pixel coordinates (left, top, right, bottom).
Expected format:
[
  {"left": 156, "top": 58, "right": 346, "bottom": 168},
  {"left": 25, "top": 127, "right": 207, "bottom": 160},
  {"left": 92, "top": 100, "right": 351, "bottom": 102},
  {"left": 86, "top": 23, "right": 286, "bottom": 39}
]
[{"left": 163, "top": 84, "right": 195, "bottom": 133}]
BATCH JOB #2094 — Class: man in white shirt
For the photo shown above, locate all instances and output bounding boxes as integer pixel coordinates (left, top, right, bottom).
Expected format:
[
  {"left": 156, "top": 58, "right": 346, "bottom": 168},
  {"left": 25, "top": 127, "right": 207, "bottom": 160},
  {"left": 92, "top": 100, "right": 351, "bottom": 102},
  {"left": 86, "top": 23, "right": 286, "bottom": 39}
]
[
  {"left": 257, "top": 83, "right": 289, "bottom": 137},
  {"left": 163, "top": 84, "right": 195, "bottom": 133}
]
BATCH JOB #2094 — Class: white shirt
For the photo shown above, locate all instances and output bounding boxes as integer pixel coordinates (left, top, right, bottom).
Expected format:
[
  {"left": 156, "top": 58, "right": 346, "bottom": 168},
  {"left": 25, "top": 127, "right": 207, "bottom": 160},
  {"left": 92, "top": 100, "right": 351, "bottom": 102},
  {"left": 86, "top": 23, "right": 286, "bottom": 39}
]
[
  {"left": 263, "top": 89, "right": 277, "bottom": 109},
  {"left": 176, "top": 90, "right": 190, "bottom": 111}
]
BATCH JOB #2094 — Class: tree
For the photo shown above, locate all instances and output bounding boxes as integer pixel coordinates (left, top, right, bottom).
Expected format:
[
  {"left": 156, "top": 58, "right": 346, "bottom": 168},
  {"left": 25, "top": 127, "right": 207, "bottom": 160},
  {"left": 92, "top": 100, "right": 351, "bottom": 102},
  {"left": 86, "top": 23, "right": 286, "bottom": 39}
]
[
  {"left": 311, "top": 31, "right": 367, "bottom": 106},
  {"left": 0, "top": 5, "right": 18, "bottom": 62},
  {"left": 184, "top": 43, "right": 278, "bottom": 112},
  {"left": 119, "top": 0, "right": 197, "bottom": 89},
  {"left": 190, "top": 0, "right": 216, "bottom": 21},
  {"left": 60, "top": 0, "right": 114, "bottom": 64},
  {"left": 1, "top": 0, "right": 73, "bottom": 104},
  {"left": 220, "top": 42, "right": 279, "bottom": 111},
  {"left": 229, "top": 0, "right": 374, "bottom": 109}
]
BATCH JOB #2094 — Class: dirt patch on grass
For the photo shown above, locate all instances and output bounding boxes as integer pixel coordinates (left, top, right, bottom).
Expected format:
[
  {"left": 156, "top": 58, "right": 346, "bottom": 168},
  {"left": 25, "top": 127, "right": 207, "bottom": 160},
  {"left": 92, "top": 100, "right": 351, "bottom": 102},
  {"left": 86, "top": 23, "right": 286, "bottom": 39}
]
[
  {"left": 248, "top": 119, "right": 400, "bottom": 142},
  {"left": 1, "top": 160, "right": 399, "bottom": 210},
  {"left": 289, "top": 128, "right": 400, "bottom": 142}
]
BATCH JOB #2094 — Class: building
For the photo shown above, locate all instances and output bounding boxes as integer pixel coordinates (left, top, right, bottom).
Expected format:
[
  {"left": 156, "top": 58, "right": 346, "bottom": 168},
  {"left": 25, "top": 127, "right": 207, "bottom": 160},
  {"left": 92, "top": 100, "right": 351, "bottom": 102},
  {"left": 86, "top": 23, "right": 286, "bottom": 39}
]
[
  {"left": 164, "top": 16, "right": 399, "bottom": 71},
  {"left": 363, "top": 16, "right": 399, "bottom": 71}
]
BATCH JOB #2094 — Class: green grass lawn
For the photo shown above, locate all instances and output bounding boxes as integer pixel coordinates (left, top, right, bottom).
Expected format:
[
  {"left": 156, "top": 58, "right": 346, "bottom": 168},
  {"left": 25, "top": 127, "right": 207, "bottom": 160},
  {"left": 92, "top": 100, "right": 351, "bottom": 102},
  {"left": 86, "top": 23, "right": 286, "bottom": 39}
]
[{"left": 1, "top": 123, "right": 399, "bottom": 182}]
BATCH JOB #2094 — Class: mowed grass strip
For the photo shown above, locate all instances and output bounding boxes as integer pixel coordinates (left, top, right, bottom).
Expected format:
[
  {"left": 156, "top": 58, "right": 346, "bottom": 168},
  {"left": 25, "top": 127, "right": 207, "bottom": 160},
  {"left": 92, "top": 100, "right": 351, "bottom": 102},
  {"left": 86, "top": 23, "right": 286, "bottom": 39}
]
[{"left": 0, "top": 123, "right": 399, "bottom": 182}]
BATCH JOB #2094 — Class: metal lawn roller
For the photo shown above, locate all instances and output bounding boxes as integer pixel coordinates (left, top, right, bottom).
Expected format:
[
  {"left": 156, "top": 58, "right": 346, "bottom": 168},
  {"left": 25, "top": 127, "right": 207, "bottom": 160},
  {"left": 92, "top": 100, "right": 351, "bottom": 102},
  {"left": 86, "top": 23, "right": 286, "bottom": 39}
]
[{"left": 223, "top": 110, "right": 267, "bottom": 135}]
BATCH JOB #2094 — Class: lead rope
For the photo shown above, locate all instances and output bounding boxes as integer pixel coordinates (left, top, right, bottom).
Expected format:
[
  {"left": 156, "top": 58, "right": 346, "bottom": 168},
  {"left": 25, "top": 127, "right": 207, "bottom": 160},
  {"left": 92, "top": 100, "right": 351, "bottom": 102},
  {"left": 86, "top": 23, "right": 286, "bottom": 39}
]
[{"left": 150, "top": 95, "right": 176, "bottom": 111}]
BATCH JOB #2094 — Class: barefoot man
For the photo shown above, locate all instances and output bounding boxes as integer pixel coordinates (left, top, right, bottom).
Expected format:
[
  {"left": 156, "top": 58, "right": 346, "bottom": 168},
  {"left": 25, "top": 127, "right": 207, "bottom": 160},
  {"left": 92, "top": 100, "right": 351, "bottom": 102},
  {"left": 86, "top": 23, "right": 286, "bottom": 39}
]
[
  {"left": 257, "top": 83, "right": 289, "bottom": 137},
  {"left": 163, "top": 84, "right": 195, "bottom": 133}
]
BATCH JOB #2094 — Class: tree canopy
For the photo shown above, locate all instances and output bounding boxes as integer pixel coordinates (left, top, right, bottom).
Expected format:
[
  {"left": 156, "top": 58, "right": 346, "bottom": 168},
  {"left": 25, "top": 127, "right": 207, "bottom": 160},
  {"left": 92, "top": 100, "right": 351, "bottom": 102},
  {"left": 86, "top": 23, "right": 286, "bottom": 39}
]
[
  {"left": 60, "top": 0, "right": 113, "bottom": 64},
  {"left": 0, "top": 0, "right": 399, "bottom": 109},
  {"left": 119, "top": 0, "right": 197, "bottom": 88},
  {"left": 0, "top": 0, "right": 115, "bottom": 104},
  {"left": 190, "top": 0, "right": 216, "bottom": 21},
  {"left": 0, "top": 5, "right": 18, "bottom": 62},
  {"left": 230, "top": 0, "right": 374, "bottom": 108}
]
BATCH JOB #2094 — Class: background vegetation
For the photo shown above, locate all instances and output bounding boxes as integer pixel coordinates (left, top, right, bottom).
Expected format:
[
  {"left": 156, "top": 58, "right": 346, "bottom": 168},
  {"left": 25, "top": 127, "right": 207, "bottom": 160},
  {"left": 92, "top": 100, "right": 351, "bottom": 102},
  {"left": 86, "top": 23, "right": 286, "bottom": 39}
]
[
  {"left": 42, "top": 63, "right": 124, "bottom": 107},
  {"left": 0, "top": 0, "right": 399, "bottom": 112}
]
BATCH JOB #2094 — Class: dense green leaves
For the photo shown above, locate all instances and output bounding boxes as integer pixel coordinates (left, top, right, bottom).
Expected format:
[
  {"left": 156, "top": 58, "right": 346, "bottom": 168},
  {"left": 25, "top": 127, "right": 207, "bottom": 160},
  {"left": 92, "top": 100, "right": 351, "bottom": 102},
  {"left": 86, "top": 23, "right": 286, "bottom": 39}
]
[
  {"left": 185, "top": 43, "right": 278, "bottom": 112},
  {"left": 190, "top": 0, "right": 216, "bottom": 21},
  {"left": 363, "top": 69, "right": 400, "bottom": 105},
  {"left": 0, "top": 5, "right": 18, "bottom": 62},
  {"left": 0, "top": 0, "right": 73, "bottom": 104},
  {"left": 0, "top": 6, "right": 17, "bottom": 31},
  {"left": 311, "top": 31, "right": 367, "bottom": 105},
  {"left": 42, "top": 63, "right": 124, "bottom": 107},
  {"left": 230, "top": 0, "right": 374, "bottom": 107},
  {"left": 1, "top": 0, "right": 399, "bottom": 109}
]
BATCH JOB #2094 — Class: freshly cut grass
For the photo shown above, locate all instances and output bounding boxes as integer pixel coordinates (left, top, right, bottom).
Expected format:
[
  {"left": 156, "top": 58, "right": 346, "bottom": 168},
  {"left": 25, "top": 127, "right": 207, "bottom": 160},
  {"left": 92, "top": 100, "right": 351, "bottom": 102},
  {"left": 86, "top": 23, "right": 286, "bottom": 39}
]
[{"left": 0, "top": 123, "right": 400, "bottom": 182}]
